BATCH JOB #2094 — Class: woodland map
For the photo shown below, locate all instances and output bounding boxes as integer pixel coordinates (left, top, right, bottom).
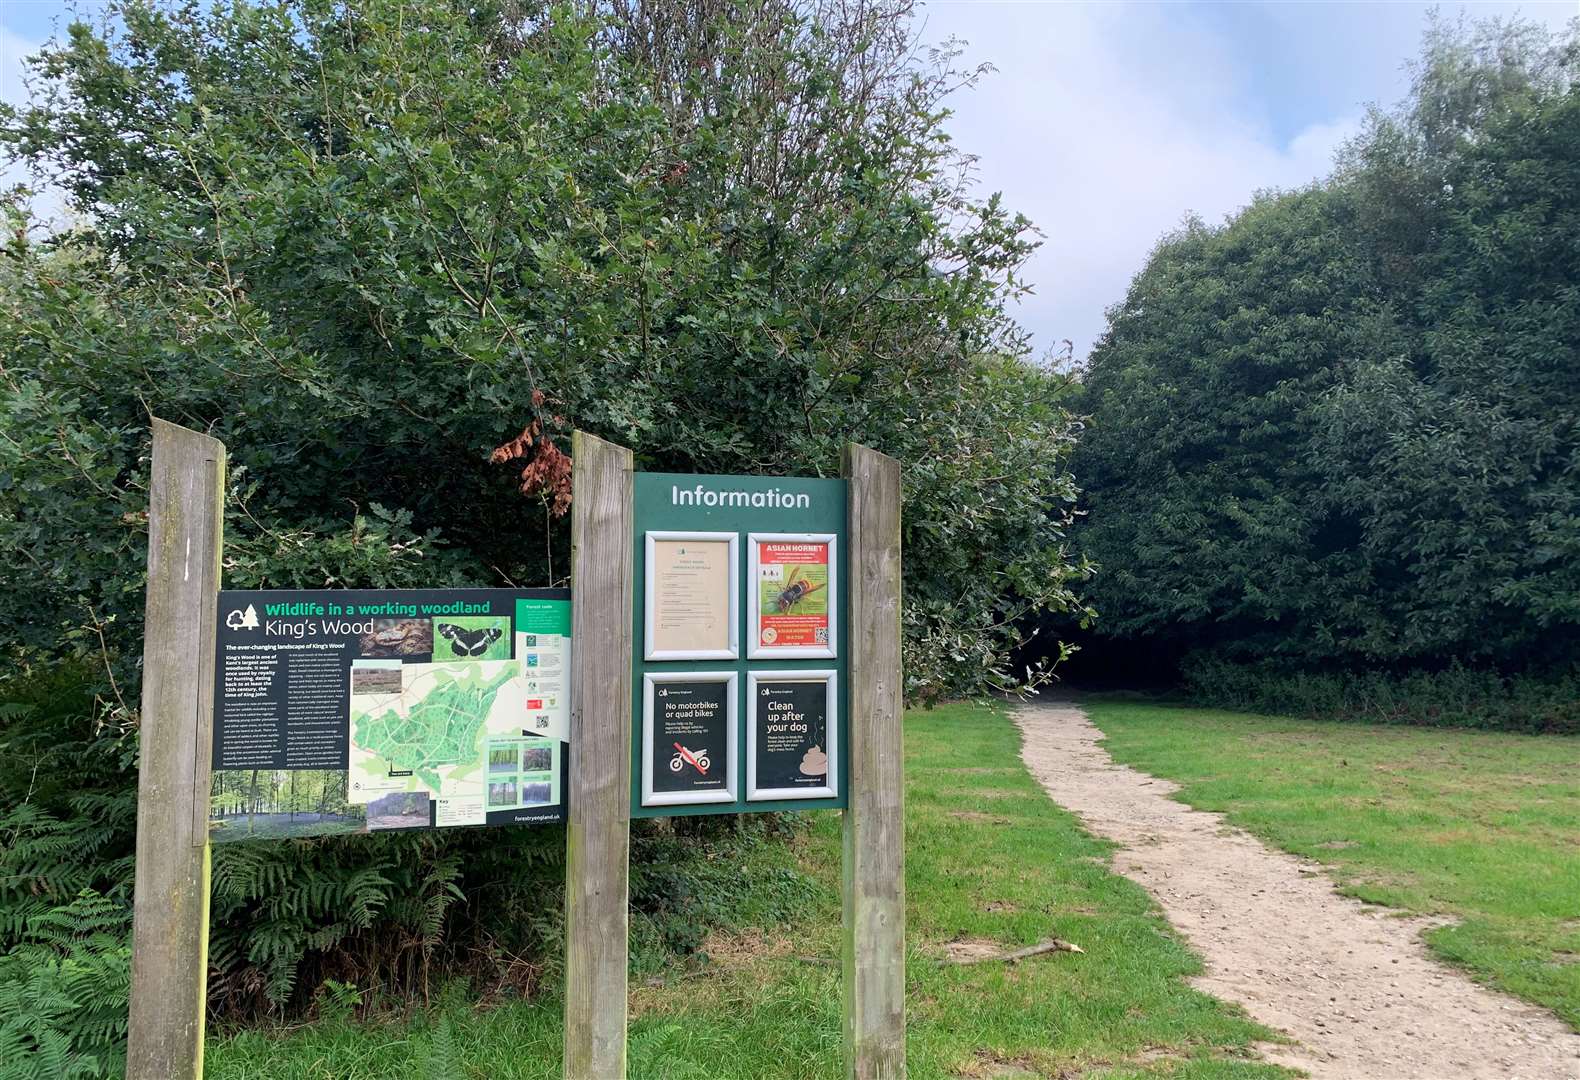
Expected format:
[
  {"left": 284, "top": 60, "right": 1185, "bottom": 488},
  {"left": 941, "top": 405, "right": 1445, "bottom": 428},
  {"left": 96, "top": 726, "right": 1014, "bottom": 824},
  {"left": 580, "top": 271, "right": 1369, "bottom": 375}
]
[{"left": 352, "top": 664, "right": 515, "bottom": 791}]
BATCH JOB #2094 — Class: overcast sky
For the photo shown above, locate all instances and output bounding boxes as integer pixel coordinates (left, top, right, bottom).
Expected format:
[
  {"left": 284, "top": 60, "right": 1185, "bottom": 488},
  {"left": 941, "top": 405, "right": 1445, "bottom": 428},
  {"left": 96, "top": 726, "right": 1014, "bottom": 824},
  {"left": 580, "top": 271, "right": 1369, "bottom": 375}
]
[
  {"left": 917, "top": 0, "right": 1577, "bottom": 361},
  {"left": 5, "top": 1, "right": 1577, "bottom": 359}
]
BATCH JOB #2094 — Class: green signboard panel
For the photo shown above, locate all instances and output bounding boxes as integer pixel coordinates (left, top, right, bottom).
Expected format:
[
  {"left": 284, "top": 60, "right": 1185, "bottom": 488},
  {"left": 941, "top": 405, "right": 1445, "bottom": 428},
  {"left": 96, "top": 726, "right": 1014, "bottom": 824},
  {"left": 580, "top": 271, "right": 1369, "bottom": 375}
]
[
  {"left": 210, "top": 587, "right": 569, "bottom": 841},
  {"left": 632, "top": 472, "right": 849, "bottom": 817}
]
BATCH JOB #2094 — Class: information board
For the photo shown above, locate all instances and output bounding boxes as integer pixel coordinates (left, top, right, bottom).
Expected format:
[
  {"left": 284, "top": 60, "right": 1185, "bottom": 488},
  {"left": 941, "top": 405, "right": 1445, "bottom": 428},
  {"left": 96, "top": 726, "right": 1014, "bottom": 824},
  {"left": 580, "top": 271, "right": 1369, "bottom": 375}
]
[
  {"left": 644, "top": 532, "right": 739, "bottom": 660},
  {"left": 749, "top": 533, "right": 836, "bottom": 658},
  {"left": 631, "top": 473, "right": 847, "bottom": 817},
  {"left": 211, "top": 588, "right": 569, "bottom": 841}
]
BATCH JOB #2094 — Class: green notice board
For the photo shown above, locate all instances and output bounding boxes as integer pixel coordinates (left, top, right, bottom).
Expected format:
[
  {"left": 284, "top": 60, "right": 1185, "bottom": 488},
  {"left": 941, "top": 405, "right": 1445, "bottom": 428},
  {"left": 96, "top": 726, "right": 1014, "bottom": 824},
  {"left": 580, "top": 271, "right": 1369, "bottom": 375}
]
[{"left": 632, "top": 472, "right": 849, "bottom": 817}]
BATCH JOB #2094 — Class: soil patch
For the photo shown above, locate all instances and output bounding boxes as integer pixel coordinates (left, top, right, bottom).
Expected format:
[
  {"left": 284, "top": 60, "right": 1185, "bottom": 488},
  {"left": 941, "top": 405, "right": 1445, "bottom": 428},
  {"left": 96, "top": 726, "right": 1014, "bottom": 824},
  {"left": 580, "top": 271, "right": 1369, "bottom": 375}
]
[
  {"left": 952, "top": 1049, "right": 1044, "bottom": 1078},
  {"left": 1014, "top": 700, "right": 1580, "bottom": 1080},
  {"left": 940, "top": 937, "right": 1005, "bottom": 963},
  {"left": 950, "top": 811, "right": 1012, "bottom": 824},
  {"left": 700, "top": 927, "right": 795, "bottom": 969}
]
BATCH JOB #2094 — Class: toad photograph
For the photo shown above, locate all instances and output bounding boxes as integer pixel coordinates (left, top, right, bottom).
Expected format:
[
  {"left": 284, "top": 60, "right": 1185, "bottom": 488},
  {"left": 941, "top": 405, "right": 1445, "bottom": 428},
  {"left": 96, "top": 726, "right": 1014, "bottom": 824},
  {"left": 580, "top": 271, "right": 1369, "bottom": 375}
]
[{"left": 358, "top": 617, "right": 433, "bottom": 658}]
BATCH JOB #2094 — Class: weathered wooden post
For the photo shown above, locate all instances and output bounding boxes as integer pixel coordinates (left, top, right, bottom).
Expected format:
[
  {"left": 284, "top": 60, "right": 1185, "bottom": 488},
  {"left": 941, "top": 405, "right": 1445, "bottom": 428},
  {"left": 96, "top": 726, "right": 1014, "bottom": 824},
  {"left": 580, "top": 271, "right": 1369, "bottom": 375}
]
[
  {"left": 563, "top": 431, "right": 635, "bottom": 1080},
  {"left": 127, "top": 419, "right": 226, "bottom": 1080},
  {"left": 841, "top": 442, "right": 905, "bottom": 1079}
]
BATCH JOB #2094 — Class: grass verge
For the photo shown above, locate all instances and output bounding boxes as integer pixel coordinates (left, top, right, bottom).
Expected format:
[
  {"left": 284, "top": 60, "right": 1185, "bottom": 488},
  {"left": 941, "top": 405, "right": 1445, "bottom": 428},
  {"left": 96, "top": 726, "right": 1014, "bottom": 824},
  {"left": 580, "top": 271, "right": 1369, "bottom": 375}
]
[
  {"left": 1084, "top": 697, "right": 1580, "bottom": 1031},
  {"left": 208, "top": 701, "right": 1288, "bottom": 1079}
]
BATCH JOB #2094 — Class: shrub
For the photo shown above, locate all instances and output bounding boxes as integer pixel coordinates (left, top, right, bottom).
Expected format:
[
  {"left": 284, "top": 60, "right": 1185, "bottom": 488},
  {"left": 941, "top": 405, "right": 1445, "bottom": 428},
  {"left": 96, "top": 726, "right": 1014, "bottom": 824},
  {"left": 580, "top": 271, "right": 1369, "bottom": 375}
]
[{"left": 1180, "top": 655, "right": 1580, "bottom": 734}]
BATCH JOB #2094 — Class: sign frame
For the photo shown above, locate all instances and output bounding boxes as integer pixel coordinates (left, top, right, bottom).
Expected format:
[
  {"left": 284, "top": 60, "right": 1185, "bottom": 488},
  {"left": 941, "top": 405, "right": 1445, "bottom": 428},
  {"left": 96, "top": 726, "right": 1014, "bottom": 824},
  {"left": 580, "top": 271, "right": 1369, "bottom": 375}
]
[
  {"left": 629, "top": 473, "right": 849, "bottom": 820},
  {"left": 640, "top": 670, "right": 739, "bottom": 807},
  {"left": 747, "top": 532, "right": 838, "bottom": 659},
  {"left": 643, "top": 530, "right": 740, "bottom": 661},
  {"left": 745, "top": 669, "right": 838, "bottom": 801}
]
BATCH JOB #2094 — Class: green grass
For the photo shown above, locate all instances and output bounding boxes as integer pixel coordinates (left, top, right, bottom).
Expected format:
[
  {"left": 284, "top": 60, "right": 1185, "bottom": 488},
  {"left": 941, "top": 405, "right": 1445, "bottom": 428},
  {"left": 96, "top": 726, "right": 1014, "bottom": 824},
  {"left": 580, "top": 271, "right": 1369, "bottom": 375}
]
[
  {"left": 208, "top": 701, "right": 1287, "bottom": 1079},
  {"left": 1084, "top": 697, "right": 1580, "bottom": 1031}
]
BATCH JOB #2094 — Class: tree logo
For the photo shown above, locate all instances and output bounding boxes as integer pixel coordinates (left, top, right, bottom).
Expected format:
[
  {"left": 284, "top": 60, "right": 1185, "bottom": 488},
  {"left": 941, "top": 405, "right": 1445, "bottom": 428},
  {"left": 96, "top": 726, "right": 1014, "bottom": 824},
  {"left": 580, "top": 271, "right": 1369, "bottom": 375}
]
[{"left": 225, "top": 604, "right": 260, "bottom": 631}]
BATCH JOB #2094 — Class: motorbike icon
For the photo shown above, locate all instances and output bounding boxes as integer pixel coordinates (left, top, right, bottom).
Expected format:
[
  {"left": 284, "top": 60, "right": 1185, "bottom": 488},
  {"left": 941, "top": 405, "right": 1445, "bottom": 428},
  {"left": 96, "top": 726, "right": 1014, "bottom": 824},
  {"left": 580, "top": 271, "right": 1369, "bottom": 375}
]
[{"left": 669, "top": 743, "right": 710, "bottom": 774}]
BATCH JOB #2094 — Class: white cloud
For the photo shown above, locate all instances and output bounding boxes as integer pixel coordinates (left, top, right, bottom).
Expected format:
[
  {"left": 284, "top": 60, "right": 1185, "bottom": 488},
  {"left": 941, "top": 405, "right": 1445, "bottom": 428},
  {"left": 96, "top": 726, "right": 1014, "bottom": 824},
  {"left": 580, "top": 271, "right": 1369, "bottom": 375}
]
[
  {"left": 1, "top": 25, "right": 38, "bottom": 107},
  {"left": 2, "top": 24, "right": 74, "bottom": 231},
  {"left": 918, "top": 0, "right": 1568, "bottom": 362}
]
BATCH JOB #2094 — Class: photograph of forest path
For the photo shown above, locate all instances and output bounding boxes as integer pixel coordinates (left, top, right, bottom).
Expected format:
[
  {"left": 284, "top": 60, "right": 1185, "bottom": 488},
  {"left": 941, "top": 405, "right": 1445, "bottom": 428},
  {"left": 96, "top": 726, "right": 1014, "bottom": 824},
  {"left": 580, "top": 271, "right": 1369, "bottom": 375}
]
[{"left": 1, "top": 0, "right": 1577, "bottom": 1077}]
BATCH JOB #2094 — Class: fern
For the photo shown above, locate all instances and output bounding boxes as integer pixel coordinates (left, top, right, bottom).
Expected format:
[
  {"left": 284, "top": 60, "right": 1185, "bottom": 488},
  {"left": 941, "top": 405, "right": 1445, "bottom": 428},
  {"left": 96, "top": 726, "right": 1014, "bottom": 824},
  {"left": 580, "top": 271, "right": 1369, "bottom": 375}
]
[
  {"left": 0, "top": 891, "right": 131, "bottom": 1080},
  {"left": 628, "top": 1023, "right": 719, "bottom": 1080},
  {"left": 424, "top": 1012, "right": 462, "bottom": 1080}
]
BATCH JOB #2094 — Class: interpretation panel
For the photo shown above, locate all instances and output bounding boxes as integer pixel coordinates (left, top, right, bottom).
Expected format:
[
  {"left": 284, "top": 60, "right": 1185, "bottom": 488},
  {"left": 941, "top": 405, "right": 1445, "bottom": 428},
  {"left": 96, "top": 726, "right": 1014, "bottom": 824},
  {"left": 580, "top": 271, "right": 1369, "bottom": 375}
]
[{"left": 211, "top": 588, "right": 569, "bottom": 840}]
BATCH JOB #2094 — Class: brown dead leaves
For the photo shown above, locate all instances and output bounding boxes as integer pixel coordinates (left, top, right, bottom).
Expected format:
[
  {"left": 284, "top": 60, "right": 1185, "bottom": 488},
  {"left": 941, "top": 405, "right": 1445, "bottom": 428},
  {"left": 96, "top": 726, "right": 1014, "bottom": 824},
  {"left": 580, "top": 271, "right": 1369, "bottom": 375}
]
[{"left": 490, "top": 389, "right": 572, "bottom": 515}]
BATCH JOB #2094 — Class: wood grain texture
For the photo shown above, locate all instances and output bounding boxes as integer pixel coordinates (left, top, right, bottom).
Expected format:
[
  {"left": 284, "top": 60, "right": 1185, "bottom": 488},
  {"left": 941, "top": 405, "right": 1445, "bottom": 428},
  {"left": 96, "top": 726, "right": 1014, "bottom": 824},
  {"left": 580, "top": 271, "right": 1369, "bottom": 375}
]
[
  {"left": 127, "top": 418, "right": 225, "bottom": 1080},
  {"left": 563, "top": 431, "right": 635, "bottom": 1080},
  {"left": 841, "top": 442, "right": 906, "bottom": 1079}
]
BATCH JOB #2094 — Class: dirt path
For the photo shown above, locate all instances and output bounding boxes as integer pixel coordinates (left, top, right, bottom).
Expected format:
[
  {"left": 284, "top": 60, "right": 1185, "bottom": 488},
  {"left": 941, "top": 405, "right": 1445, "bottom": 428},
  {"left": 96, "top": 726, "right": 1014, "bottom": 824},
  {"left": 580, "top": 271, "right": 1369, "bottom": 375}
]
[{"left": 1014, "top": 700, "right": 1580, "bottom": 1080}]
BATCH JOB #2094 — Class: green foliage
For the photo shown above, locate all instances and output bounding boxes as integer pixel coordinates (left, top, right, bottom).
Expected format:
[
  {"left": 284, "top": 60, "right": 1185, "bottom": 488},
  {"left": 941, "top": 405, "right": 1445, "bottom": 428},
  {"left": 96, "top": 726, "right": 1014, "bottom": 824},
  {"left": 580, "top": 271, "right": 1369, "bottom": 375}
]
[
  {"left": 0, "top": 667, "right": 135, "bottom": 941},
  {"left": 1180, "top": 656, "right": 1580, "bottom": 734},
  {"left": 0, "top": 0, "right": 1085, "bottom": 708},
  {"left": 0, "top": 891, "right": 132, "bottom": 1080},
  {"left": 627, "top": 812, "right": 820, "bottom": 969},
  {"left": 0, "top": 673, "right": 134, "bottom": 1080},
  {"left": 1072, "top": 14, "right": 1579, "bottom": 684}
]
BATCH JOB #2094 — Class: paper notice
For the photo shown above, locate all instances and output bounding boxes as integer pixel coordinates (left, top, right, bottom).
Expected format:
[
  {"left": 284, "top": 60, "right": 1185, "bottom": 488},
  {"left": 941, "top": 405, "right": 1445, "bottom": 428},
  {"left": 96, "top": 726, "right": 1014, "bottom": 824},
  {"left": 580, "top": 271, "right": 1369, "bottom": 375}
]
[{"left": 650, "top": 538, "right": 732, "bottom": 654}]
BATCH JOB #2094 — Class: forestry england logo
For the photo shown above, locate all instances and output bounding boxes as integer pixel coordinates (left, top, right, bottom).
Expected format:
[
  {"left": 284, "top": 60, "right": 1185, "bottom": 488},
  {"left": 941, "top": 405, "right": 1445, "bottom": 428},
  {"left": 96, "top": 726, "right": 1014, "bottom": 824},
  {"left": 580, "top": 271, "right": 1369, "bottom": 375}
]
[{"left": 225, "top": 604, "right": 260, "bottom": 631}]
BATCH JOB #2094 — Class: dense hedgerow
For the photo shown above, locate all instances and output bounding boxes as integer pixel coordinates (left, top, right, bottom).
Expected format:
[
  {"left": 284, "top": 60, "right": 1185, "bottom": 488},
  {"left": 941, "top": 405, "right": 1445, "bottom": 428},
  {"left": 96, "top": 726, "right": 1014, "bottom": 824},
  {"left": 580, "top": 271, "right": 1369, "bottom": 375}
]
[{"left": 1179, "top": 657, "right": 1580, "bottom": 736}]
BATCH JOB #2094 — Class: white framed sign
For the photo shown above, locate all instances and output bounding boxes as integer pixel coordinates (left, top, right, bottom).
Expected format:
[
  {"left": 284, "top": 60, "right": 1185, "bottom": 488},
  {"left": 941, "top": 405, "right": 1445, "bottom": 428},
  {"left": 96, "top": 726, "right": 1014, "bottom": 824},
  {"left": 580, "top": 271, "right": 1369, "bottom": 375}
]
[
  {"left": 747, "top": 532, "right": 837, "bottom": 659},
  {"left": 746, "top": 669, "right": 838, "bottom": 801},
  {"left": 644, "top": 531, "right": 739, "bottom": 661},
  {"left": 642, "top": 671, "right": 738, "bottom": 807}
]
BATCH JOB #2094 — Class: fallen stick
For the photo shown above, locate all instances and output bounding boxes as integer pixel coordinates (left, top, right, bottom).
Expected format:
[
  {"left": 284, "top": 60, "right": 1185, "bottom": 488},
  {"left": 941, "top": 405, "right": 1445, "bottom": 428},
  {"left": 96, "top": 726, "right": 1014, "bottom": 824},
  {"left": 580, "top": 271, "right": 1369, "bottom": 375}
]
[{"left": 945, "top": 939, "right": 1084, "bottom": 965}]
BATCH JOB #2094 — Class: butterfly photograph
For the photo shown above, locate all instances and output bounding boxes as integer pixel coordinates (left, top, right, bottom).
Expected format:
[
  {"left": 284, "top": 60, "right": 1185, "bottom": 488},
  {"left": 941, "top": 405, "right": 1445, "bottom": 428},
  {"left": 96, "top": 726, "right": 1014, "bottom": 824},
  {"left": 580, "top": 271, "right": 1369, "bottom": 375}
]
[{"left": 435, "top": 617, "right": 512, "bottom": 661}]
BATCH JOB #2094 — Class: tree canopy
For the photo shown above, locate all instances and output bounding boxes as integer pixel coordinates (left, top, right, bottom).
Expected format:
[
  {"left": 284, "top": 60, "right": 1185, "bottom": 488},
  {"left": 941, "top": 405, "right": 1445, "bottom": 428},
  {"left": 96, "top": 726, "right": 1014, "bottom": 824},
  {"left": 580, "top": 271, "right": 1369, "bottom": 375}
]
[
  {"left": 0, "top": 0, "right": 1089, "bottom": 704},
  {"left": 1072, "top": 15, "right": 1580, "bottom": 676}
]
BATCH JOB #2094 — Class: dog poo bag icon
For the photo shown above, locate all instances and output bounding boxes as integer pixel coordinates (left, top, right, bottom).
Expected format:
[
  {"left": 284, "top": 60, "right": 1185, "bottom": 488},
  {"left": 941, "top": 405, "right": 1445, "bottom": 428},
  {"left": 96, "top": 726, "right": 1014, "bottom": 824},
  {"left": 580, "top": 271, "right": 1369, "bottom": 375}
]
[
  {"left": 225, "top": 604, "right": 260, "bottom": 631},
  {"left": 669, "top": 743, "right": 710, "bottom": 775}
]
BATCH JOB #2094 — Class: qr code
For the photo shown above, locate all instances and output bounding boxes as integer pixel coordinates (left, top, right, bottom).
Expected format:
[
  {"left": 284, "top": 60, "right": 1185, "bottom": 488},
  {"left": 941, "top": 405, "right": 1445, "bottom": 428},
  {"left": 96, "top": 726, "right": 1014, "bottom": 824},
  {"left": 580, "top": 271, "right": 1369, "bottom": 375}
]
[{"left": 815, "top": 627, "right": 829, "bottom": 643}]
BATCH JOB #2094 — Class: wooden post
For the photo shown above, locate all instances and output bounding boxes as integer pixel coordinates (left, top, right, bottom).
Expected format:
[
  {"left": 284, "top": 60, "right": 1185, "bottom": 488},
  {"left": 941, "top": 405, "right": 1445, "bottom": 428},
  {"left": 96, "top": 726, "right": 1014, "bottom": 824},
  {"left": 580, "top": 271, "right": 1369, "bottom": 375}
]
[
  {"left": 841, "top": 442, "right": 905, "bottom": 1079},
  {"left": 127, "top": 419, "right": 226, "bottom": 1080},
  {"left": 564, "top": 431, "right": 635, "bottom": 1080}
]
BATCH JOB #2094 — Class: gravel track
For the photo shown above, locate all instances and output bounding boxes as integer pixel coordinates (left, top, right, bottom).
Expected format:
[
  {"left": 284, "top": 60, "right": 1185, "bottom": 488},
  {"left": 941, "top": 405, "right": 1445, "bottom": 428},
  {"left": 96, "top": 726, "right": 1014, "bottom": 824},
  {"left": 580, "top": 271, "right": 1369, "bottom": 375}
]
[{"left": 1014, "top": 700, "right": 1580, "bottom": 1080}]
